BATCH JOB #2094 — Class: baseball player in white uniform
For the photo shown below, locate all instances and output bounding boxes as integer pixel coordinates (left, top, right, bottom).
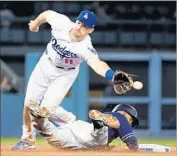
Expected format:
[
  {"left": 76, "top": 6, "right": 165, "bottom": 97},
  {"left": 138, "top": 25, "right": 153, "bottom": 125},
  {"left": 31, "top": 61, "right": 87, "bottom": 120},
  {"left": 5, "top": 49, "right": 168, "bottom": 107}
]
[{"left": 11, "top": 10, "right": 118, "bottom": 150}]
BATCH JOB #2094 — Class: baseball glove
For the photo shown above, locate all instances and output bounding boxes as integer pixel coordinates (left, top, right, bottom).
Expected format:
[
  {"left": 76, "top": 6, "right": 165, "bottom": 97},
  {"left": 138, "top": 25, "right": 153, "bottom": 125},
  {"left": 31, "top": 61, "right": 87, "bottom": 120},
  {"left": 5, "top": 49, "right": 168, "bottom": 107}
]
[{"left": 112, "top": 70, "right": 134, "bottom": 94}]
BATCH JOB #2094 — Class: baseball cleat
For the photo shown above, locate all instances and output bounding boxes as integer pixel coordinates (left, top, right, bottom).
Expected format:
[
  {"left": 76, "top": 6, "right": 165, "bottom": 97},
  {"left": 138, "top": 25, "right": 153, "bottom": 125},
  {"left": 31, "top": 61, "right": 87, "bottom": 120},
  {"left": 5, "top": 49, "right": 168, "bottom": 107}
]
[
  {"left": 27, "top": 100, "right": 50, "bottom": 118},
  {"left": 11, "top": 139, "right": 36, "bottom": 151},
  {"left": 89, "top": 110, "right": 120, "bottom": 129}
]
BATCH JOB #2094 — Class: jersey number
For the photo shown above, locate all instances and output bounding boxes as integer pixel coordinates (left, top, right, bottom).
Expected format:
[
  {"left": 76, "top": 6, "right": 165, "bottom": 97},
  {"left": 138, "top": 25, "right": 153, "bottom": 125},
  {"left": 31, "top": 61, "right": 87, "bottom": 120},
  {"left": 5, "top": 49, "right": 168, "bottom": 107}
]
[{"left": 64, "top": 58, "right": 73, "bottom": 64}]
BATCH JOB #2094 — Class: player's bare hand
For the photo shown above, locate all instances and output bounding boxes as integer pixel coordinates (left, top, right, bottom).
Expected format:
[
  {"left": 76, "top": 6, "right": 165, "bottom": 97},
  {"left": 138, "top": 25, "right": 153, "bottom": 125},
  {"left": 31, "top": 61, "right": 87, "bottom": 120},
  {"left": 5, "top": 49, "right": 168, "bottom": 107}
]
[{"left": 28, "top": 20, "right": 39, "bottom": 32}]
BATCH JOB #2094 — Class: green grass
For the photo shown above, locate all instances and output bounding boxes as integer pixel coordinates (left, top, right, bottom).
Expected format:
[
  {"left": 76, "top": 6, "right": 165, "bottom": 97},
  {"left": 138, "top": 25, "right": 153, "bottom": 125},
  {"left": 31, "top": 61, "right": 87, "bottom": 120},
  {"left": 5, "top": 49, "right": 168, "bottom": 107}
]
[{"left": 1, "top": 137, "right": 176, "bottom": 147}]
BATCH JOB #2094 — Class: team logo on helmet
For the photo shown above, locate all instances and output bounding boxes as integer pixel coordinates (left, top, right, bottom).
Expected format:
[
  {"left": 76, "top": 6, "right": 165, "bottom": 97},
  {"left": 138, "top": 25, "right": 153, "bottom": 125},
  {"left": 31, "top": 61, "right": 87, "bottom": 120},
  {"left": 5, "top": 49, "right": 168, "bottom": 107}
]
[{"left": 83, "top": 13, "right": 88, "bottom": 19}]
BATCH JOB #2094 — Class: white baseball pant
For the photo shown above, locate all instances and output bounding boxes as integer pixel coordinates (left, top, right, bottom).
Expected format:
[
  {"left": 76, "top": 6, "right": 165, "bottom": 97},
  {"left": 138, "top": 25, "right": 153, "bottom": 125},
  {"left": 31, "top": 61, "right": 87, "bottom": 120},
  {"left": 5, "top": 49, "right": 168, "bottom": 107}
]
[{"left": 21, "top": 53, "right": 79, "bottom": 140}]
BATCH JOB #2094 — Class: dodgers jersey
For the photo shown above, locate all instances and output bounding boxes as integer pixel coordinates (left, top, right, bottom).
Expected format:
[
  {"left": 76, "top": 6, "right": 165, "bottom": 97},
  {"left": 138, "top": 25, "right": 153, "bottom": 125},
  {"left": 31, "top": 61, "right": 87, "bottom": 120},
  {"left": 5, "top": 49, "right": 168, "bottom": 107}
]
[{"left": 45, "top": 11, "right": 98, "bottom": 68}]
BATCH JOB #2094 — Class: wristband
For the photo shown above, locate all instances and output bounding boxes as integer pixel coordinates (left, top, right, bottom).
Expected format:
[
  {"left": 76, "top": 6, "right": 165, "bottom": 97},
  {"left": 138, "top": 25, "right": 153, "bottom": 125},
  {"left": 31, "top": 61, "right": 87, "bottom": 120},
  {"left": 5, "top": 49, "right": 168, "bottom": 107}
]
[{"left": 105, "top": 69, "right": 115, "bottom": 80}]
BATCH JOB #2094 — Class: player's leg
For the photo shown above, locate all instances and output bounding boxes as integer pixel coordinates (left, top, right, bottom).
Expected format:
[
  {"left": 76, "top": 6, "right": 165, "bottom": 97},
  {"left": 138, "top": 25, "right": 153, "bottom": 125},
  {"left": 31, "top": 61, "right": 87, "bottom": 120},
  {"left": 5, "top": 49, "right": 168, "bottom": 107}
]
[
  {"left": 22, "top": 62, "right": 50, "bottom": 139},
  {"left": 49, "top": 106, "right": 76, "bottom": 127},
  {"left": 28, "top": 102, "right": 108, "bottom": 149},
  {"left": 32, "top": 116, "right": 62, "bottom": 148},
  {"left": 11, "top": 61, "right": 50, "bottom": 150},
  {"left": 28, "top": 103, "right": 82, "bottom": 149},
  {"left": 26, "top": 102, "right": 62, "bottom": 148},
  {"left": 89, "top": 110, "right": 120, "bottom": 129},
  {"left": 40, "top": 70, "right": 79, "bottom": 126}
]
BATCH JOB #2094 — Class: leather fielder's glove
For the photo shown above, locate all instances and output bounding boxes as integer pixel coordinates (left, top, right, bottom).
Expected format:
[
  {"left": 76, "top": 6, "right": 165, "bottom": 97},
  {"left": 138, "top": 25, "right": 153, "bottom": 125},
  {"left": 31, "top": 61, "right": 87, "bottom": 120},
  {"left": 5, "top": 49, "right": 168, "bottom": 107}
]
[{"left": 112, "top": 70, "right": 134, "bottom": 94}]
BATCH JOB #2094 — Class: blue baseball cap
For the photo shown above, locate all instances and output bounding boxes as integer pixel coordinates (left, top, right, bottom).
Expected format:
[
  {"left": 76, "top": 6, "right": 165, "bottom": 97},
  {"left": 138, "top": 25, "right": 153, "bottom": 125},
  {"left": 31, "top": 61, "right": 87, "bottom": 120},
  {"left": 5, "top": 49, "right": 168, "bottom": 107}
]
[{"left": 76, "top": 10, "right": 97, "bottom": 28}]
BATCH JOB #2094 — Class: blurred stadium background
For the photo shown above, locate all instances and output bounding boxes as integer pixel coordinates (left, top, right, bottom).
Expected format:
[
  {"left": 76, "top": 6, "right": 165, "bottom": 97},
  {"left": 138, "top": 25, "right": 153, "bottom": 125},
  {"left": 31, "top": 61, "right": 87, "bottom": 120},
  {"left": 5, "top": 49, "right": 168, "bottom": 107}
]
[{"left": 0, "top": 1, "right": 176, "bottom": 140}]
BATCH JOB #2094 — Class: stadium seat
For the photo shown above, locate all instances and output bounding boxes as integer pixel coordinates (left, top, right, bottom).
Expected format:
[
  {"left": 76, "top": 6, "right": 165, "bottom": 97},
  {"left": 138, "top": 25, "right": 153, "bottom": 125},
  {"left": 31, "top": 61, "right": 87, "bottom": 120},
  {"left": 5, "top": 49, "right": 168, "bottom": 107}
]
[
  {"left": 52, "top": 2, "right": 66, "bottom": 13},
  {"left": 119, "top": 31, "right": 134, "bottom": 45},
  {"left": 65, "top": 3, "right": 80, "bottom": 14},
  {"left": 43, "top": 30, "right": 51, "bottom": 44},
  {"left": 90, "top": 31, "right": 103, "bottom": 44},
  {"left": 104, "top": 31, "right": 117, "bottom": 44},
  {"left": 27, "top": 31, "right": 43, "bottom": 43},
  {"left": 134, "top": 32, "right": 147, "bottom": 45},
  {"left": 0, "top": 28, "right": 10, "bottom": 42},
  {"left": 34, "top": 2, "right": 50, "bottom": 14},
  {"left": 11, "top": 29, "right": 25, "bottom": 43},
  {"left": 150, "top": 32, "right": 164, "bottom": 45},
  {"left": 164, "top": 33, "right": 176, "bottom": 45}
]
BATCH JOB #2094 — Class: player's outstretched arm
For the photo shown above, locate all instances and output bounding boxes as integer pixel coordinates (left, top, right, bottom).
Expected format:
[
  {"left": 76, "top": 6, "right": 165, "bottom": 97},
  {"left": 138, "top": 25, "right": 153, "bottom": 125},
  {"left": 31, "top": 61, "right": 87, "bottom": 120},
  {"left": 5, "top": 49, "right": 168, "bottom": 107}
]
[
  {"left": 88, "top": 56, "right": 142, "bottom": 94},
  {"left": 28, "top": 10, "right": 54, "bottom": 32},
  {"left": 87, "top": 57, "right": 112, "bottom": 79},
  {"left": 124, "top": 135, "right": 139, "bottom": 151}
]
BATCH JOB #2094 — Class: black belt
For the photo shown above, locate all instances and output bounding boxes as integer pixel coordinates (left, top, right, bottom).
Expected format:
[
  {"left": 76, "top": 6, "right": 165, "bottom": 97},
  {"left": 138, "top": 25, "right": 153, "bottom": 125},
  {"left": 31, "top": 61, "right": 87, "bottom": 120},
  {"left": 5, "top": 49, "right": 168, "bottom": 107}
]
[
  {"left": 45, "top": 50, "right": 75, "bottom": 70},
  {"left": 56, "top": 66, "right": 75, "bottom": 70}
]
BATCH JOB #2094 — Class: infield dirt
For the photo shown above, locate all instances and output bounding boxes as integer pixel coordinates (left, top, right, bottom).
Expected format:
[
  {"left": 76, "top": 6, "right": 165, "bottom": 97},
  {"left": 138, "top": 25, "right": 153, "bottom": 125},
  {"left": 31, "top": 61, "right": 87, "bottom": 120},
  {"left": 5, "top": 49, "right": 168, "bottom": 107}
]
[{"left": 1, "top": 144, "right": 176, "bottom": 156}]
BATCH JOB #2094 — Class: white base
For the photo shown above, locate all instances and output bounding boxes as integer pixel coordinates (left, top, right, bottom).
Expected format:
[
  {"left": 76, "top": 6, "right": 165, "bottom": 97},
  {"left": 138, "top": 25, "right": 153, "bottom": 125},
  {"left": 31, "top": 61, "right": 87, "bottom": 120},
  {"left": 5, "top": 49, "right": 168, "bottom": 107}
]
[{"left": 139, "top": 144, "right": 171, "bottom": 152}]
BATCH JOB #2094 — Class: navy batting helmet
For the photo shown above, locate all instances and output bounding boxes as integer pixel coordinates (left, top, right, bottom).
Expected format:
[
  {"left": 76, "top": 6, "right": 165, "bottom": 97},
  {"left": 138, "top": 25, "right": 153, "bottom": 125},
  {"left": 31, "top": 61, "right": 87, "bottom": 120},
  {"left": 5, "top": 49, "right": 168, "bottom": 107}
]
[{"left": 112, "top": 104, "right": 139, "bottom": 127}]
